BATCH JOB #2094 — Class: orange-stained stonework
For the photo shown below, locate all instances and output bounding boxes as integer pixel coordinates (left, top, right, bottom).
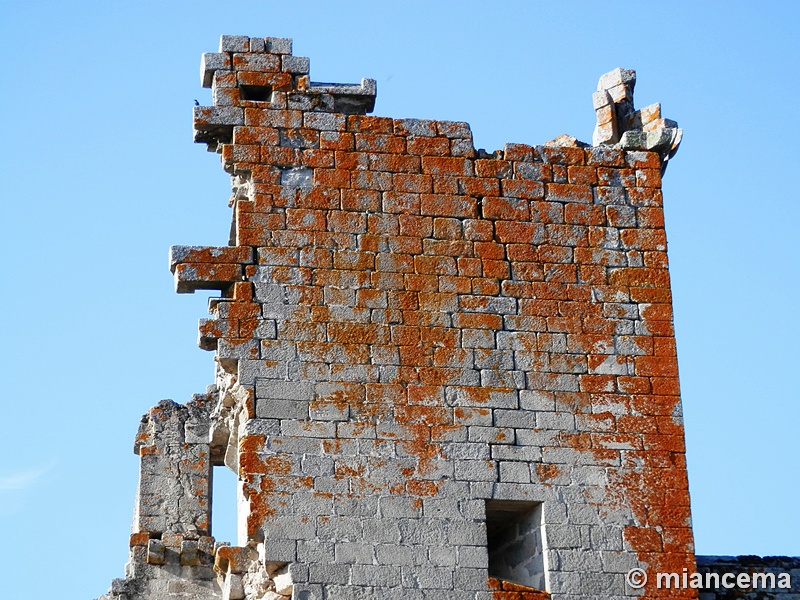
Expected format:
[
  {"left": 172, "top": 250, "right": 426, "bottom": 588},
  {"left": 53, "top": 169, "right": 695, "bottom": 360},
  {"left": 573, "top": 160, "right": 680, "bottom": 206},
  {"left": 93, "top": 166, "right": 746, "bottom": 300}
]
[
  {"left": 100, "top": 36, "right": 701, "bottom": 600},
  {"left": 488, "top": 577, "right": 551, "bottom": 600}
]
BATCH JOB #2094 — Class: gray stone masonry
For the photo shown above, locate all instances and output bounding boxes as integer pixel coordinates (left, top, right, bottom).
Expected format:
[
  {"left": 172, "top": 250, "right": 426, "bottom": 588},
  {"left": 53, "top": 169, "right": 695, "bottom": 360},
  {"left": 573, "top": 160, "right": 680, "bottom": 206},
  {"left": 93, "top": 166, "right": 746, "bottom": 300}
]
[
  {"left": 696, "top": 556, "right": 800, "bottom": 600},
  {"left": 96, "top": 33, "right": 792, "bottom": 600},
  {"left": 99, "top": 395, "right": 221, "bottom": 600}
]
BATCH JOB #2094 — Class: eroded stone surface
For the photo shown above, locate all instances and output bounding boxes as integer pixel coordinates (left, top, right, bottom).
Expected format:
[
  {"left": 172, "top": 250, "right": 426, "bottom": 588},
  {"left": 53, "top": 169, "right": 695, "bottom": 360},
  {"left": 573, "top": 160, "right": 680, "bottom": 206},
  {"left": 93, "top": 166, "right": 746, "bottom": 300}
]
[
  {"left": 95, "top": 34, "right": 777, "bottom": 600},
  {"left": 591, "top": 67, "right": 682, "bottom": 173}
]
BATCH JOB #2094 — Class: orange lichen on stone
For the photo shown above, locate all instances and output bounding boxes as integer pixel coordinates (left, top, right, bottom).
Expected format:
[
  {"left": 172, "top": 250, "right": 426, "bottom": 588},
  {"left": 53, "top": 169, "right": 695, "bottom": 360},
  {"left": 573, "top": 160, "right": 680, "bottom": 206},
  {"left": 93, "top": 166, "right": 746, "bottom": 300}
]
[
  {"left": 99, "top": 40, "right": 704, "bottom": 600},
  {"left": 488, "top": 577, "right": 551, "bottom": 600}
]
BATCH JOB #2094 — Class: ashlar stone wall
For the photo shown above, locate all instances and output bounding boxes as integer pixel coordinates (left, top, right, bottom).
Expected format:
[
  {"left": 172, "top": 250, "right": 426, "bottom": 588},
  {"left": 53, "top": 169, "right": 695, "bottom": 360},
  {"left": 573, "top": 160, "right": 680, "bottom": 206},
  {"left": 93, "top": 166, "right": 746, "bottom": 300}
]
[{"left": 100, "top": 35, "right": 696, "bottom": 600}]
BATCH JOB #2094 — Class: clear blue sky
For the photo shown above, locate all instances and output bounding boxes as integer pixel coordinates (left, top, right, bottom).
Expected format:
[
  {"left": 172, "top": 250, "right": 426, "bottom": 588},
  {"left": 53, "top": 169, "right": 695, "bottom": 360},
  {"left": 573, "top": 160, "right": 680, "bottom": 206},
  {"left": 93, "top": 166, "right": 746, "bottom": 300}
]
[{"left": 1, "top": 2, "right": 798, "bottom": 598}]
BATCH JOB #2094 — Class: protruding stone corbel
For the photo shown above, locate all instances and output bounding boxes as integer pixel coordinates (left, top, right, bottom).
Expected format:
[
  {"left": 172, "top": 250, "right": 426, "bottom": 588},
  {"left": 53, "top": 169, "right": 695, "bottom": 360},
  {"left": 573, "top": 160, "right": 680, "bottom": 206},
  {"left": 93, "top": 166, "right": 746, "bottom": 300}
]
[{"left": 169, "top": 245, "right": 253, "bottom": 293}]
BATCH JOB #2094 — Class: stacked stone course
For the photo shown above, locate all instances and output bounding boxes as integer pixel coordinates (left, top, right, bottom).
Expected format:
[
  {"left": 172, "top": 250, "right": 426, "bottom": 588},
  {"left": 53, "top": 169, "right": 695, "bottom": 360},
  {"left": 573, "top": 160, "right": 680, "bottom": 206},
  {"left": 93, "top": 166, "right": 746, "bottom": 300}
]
[{"left": 100, "top": 34, "right": 714, "bottom": 600}]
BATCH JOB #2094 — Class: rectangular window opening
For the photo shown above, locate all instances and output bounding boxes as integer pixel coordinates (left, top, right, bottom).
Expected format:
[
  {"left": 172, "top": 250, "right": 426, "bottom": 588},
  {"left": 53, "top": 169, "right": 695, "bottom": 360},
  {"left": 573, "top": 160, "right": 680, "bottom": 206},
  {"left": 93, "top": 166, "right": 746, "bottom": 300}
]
[
  {"left": 240, "top": 84, "right": 273, "bottom": 102},
  {"left": 211, "top": 465, "right": 239, "bottom": 545},
  {"left": 486, "top": 499, "right": 547, "bottom": 591}
]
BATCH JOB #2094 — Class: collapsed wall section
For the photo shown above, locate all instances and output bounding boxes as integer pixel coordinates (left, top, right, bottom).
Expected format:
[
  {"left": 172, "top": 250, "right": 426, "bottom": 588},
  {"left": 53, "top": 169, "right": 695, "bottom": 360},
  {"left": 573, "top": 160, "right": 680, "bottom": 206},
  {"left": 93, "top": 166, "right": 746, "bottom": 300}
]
[
  {"left": 177, "top": 35, "right": 695, "bottom": 600},
  {"left": 101, "top": 396, "right": 221, "bottom": 600},
  {"left": 100, "top": 34, "right": 699, "bottom": 600}
]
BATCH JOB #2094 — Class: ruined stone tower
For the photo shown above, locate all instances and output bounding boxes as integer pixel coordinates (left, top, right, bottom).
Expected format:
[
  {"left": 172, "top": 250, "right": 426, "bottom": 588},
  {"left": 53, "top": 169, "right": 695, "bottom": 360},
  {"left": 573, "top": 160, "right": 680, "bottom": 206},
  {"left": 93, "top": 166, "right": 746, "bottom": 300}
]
[{"left": 100, "top": 34, "right": 697, "bottom": 600}]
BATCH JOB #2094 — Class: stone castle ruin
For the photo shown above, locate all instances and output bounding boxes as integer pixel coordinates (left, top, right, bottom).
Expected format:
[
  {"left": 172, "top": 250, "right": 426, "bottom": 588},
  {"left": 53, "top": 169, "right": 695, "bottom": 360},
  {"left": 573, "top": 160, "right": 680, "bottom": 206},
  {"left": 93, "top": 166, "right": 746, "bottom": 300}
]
[{"left": 98, "top": 35, "right": 798, "bottom": 600}]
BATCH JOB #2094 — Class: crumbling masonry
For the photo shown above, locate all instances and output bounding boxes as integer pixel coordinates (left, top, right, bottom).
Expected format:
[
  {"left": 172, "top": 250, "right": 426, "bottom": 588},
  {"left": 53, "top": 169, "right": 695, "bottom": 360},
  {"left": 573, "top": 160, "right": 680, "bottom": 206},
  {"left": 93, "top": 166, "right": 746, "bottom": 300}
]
[{"left": 98, "top": 35, "right": 797, "bottom": 600}]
